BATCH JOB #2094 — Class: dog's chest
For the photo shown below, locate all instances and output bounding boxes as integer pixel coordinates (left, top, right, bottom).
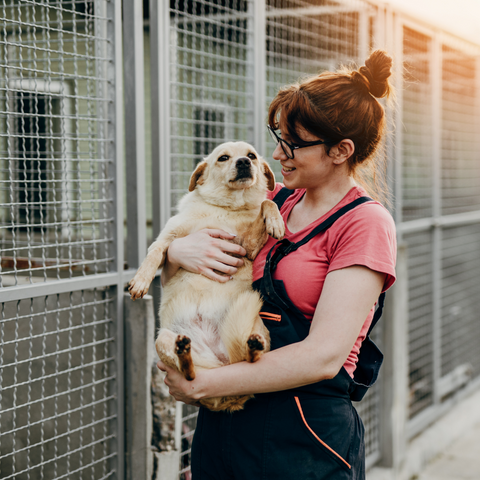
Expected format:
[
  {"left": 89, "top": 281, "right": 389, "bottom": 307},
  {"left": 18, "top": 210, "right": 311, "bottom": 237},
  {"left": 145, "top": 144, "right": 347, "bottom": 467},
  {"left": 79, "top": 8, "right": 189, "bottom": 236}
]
[{"left": 185, "top": 205, "right": 260, "bottom": 235}]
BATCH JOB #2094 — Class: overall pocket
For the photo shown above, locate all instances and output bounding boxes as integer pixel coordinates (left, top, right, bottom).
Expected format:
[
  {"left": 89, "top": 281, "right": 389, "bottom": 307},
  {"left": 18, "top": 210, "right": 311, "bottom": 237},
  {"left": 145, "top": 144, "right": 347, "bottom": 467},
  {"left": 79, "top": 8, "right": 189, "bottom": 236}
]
[
  {"left": 293, "top": 396, "right": 352, "bottom": 472},
  {"left": 263, "top": 394, "right": 354, "bottom": 480}
]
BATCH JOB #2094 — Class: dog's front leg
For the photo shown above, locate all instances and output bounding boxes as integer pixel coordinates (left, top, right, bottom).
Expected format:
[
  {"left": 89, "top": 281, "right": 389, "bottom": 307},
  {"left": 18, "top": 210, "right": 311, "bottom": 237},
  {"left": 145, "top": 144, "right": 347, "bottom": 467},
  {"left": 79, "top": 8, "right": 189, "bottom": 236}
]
[
  {"left": 128, "top": 237, "right": 172, "bottom": 300},
  {"left": 241, "top": 200, "right": 285, "bottom": 260}
]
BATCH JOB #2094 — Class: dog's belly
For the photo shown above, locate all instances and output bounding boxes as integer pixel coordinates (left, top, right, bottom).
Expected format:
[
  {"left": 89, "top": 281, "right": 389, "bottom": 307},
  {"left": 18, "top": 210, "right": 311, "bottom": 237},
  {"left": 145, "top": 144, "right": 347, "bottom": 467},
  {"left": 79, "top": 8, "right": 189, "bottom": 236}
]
[
  {"left": 160, "top": 268, "right": 253, "bottom": 366},
  {"left": 170, "top": 314, "right": 230, "bottom": 366}
]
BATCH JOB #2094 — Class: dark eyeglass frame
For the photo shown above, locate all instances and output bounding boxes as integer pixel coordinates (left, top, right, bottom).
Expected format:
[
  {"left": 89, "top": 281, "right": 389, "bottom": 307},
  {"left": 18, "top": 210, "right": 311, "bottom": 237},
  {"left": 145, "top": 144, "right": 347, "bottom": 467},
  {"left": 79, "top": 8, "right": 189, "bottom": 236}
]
[{"left": 267, "top": 125, "right": 329, "bottom": 159}]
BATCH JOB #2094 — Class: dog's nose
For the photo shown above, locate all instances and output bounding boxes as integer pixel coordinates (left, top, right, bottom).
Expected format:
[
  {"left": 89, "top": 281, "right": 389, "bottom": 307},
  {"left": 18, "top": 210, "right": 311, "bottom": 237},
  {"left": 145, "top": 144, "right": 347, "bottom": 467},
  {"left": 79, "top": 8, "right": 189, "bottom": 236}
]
[{"left": 236, "top": 157, "right": 251, "bottom": 168}]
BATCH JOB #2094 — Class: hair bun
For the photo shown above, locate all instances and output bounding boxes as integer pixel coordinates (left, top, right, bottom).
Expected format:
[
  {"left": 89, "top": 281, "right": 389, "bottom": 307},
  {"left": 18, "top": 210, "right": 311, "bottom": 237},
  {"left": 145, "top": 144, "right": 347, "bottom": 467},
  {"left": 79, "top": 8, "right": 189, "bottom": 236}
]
[{"left": 353, "top": 49, "right": 393, "bottom": 98}]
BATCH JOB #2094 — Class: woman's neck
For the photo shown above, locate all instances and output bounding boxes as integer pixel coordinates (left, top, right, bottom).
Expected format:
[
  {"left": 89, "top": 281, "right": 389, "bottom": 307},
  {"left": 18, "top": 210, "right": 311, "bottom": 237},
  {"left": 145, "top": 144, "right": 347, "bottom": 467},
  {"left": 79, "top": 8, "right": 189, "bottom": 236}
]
[{"left": 287, "top": 176, "right": 357, "bottom": 233}]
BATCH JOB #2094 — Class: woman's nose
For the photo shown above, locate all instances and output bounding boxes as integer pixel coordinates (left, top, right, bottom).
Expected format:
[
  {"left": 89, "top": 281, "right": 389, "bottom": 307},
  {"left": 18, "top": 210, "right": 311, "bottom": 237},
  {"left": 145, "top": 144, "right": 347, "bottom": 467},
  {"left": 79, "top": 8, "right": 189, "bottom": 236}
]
[{"left": 272, "top": 142, "right": 287, "bottom": 161}]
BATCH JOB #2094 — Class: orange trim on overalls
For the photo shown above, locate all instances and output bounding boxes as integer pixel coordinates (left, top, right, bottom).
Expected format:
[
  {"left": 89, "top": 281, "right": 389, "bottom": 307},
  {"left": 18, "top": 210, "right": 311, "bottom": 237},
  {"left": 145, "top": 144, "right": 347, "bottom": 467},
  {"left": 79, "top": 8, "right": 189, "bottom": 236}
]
[
  {"left": 294, "top": 396, "right": 351, "bottom": 469},
  {"left": 259, "top": 312, "right": 282, "bottom": 322}
]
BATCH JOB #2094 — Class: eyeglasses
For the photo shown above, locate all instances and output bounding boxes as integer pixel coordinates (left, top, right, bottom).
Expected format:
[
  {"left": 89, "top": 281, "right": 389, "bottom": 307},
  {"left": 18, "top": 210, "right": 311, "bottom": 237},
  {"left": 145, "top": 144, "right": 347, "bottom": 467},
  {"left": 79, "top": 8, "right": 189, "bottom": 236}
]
[{"left": 267, "top": 125, "right": 329, "bottom": 159}]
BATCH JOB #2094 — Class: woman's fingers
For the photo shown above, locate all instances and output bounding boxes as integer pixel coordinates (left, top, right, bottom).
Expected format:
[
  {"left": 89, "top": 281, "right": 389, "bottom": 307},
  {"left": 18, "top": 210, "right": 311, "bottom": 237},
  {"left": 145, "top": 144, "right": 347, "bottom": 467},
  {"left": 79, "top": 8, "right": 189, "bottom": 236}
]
[{"left": 163, "top": 229, "right": 247, "bottom": 284}]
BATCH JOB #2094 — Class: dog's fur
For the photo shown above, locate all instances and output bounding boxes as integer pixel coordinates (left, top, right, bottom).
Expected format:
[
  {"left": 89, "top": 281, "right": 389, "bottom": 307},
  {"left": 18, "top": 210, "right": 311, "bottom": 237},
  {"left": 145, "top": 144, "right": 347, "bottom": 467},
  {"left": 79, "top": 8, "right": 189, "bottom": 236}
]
[{"left": 128, "top": 142, "right": 285, "bottom": 411}]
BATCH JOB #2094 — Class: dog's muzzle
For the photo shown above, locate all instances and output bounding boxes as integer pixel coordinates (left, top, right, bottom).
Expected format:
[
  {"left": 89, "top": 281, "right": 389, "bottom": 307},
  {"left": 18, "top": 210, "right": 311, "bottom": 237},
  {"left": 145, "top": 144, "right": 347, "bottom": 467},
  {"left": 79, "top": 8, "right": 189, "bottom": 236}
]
[{"left": 234, "top": 157, "right": 253, "bottom": 180}]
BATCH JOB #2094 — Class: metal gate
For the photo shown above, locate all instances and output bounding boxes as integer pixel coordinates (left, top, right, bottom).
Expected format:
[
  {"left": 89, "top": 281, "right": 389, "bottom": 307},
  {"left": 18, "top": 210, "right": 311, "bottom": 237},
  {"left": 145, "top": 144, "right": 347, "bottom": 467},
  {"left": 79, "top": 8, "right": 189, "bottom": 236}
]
[
  {"left": 155, "top": 0, "right": 386, "bottom": 474},
  {"left": 0, "top": 2, "right": 124, "bottom": 479},
  {"left": 395, "top": 19, "right": 480, "bottom": 437},
  {"left": 149, "top": 1, "right": 480, "bottom": 477}
]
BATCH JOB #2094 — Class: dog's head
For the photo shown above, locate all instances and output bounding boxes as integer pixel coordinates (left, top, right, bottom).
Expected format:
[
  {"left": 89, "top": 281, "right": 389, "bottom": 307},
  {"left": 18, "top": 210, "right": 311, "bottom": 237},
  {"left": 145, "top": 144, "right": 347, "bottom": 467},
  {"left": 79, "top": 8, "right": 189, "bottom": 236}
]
[{"left": 188, "top": 142, "right": 276, "bottom": 201}]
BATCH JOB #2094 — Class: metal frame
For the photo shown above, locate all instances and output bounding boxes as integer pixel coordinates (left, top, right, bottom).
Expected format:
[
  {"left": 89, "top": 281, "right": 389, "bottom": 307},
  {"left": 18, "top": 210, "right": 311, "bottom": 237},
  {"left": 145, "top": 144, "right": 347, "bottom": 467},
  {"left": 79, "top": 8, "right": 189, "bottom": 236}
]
[
  {"left": 0, "top": 1, "right": 126, "bottom": 477},
  {"left": 150, "top": 0, "right": 171, "bottom": 237},
  {"left": 123, "top": 0, "right": 146, "bottom": 269},
  {"left": 393, "top": 13, "right": 480, "bottom": 438}
]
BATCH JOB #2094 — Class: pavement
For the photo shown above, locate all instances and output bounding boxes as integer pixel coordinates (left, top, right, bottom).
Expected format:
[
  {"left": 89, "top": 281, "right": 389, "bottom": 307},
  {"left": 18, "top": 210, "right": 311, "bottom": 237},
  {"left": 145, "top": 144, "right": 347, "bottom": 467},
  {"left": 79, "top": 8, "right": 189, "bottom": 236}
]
[
  {"left": 415, "top": 419, "right": 480, "bottom": 480},
  {"left": 368, "top": 387, "right": 480, "bottom": 480}
]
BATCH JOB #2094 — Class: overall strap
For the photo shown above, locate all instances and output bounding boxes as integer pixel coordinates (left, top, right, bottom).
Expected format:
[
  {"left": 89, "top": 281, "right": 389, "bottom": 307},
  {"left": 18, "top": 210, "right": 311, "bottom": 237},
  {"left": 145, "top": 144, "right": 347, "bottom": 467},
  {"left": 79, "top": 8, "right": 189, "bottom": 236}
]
[
  {"left": 272, "top": 187, "right": 294, "bottom": 210},
  {"left": 367, "top": 291, "right": 386, "bottom": 336},
  {"left": 262, "top": 196, "right": 374, "bottom": 311},
  {"left": 268, "top": 196, "right": 374, "bottom": 271}
]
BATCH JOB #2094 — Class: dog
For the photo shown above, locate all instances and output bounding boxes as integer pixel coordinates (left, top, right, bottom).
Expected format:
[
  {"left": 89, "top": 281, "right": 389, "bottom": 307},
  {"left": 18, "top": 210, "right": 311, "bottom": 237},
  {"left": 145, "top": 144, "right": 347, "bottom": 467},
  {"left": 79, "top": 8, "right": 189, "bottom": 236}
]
[{"left": 128, "top": 141, "right": 285, "bottom": 411}]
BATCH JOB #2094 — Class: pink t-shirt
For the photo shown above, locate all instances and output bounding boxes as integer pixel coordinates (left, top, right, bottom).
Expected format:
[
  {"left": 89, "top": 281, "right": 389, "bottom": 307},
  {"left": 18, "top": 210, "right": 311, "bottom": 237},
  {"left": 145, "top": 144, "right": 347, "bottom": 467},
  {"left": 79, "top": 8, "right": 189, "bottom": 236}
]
[{"left": 253, "top": 184, "right": 397, "bottom": 377}]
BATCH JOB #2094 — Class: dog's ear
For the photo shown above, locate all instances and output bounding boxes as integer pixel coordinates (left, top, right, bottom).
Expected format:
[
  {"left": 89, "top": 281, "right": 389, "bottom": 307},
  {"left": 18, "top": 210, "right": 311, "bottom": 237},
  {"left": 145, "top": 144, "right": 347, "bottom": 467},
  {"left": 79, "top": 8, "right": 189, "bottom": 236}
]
[
  {"left": 189, "top": 162, "right": 207, "bottom": 192},
  {"left": 262, "top": 160, "right": 276, "bottom": 191}
]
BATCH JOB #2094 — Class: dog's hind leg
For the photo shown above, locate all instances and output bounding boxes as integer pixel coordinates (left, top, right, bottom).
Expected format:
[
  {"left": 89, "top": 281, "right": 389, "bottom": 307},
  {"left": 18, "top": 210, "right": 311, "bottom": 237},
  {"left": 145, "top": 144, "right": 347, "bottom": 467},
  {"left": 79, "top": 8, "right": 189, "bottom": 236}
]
[
  {"left": 156, "top": 328, "right": 181, "bottom": 370},
  {"left": 156, "top": 329, "right": 196, "bottom": 381},
  {"left": 246, "top": 314, "right": 271, "bottom": 363},
  {"left": 175, "top": 335, "right": 196, "bottom": 381},
  {"left": 220, "top": 290, "right": 269, "bottom": 364}
]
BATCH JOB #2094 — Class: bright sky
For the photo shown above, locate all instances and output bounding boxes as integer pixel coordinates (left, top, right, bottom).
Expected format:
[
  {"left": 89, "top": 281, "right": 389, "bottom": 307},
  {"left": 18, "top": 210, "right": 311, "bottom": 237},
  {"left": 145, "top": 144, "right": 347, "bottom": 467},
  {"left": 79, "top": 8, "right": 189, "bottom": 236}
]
[{"left": 387, "top": 0, "right": 480, "bottom": 45}]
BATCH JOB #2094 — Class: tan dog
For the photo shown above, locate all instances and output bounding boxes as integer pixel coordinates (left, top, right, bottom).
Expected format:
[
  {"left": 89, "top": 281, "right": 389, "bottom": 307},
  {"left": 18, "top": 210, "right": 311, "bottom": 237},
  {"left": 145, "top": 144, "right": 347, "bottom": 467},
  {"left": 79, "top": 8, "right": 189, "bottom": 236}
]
[{"left": 128, "top": 142, "right": 285, "bottom": 411}]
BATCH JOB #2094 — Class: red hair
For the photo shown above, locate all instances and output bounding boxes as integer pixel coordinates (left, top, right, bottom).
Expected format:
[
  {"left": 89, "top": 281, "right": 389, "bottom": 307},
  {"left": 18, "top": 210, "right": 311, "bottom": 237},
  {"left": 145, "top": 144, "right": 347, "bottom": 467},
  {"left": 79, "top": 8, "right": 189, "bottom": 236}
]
[{"left": 268, "top": 50, "right": 394, "bottom": 202}]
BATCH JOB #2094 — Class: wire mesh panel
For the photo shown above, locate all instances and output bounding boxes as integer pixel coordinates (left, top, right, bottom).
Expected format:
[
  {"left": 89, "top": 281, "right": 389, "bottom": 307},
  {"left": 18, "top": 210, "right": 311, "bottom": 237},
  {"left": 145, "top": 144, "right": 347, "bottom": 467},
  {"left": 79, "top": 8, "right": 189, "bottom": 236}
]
[
  {"left": 440, "top": 224, "right": 480, "bottom": 386},
  {"left": 265, "top": 0, "right": 375, "bottom": 177},
  {"left": 401, "top": 27, "right": 433, "bottom": 221},
  {"left": 0, "top": 288, "right": 118, "bottom": 480},
  {"left": 0, "top": 1, "right": 114, "bottom": 287},
  {"left": 441, "top": 46, "right": 480, "bottom": 216},
  {"left": 404, "top": 230, "right": 435, "bottom": 418},
  {"left": 168, "top": 0, "right": 254, "bottom": 214}
]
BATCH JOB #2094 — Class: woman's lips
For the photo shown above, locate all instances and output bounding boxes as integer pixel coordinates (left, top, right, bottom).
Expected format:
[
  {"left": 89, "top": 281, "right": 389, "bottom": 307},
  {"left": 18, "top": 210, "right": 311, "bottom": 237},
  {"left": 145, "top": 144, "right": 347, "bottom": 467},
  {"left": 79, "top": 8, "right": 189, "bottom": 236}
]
[{"left": 281, "top": 166, "right": 296, "bottom": 175}]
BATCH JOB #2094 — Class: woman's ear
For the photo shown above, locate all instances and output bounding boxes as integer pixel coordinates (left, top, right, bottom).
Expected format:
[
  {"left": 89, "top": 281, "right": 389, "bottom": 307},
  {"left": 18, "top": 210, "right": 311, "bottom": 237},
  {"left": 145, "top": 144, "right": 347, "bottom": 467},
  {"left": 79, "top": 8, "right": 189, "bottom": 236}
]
[
  {"left": 189, "top": 162, "right": 207, "bottom": 191},
  {"left": 262, "top": 160, "right": 276, "bottom": 191},
  {"left": 330, "top": 139, "right": 355, "bottom": 165}
]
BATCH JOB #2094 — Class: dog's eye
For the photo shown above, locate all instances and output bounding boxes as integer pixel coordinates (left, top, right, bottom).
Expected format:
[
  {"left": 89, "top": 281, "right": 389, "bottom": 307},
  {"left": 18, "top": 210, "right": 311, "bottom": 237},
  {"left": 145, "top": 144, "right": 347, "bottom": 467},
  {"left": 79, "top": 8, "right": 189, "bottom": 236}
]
[
  {"left": 247, "top": 153, "right": 257, "bottom": 160},
  {"left": 218, "top": 155, "right": 229, "bottom": 162}
]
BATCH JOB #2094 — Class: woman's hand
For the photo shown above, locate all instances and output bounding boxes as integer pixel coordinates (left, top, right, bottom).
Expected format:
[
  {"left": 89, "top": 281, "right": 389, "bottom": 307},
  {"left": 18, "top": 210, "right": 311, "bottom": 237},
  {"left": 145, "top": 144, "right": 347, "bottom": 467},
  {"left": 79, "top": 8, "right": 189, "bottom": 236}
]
[
  {"left": 161, "top": 229, "right": 247, "bottom": 285},
  {"left": 157, "top": 360, "right": 203, "bottom": 406}
]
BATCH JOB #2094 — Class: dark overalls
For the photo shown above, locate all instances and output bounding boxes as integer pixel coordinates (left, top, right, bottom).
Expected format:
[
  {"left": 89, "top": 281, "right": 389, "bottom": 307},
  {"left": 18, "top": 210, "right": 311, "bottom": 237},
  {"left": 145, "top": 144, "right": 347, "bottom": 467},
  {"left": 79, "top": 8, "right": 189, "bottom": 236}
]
[{"left": 191, "top": 189, "right": 385, "bottom": 480}]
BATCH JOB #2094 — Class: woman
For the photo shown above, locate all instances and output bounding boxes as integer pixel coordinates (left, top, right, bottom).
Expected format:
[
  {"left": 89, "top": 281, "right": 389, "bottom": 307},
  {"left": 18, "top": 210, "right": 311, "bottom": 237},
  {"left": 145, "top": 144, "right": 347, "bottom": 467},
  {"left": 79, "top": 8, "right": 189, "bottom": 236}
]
[{"left": 158, "top": 50, "right": 397, "bottom": 479}]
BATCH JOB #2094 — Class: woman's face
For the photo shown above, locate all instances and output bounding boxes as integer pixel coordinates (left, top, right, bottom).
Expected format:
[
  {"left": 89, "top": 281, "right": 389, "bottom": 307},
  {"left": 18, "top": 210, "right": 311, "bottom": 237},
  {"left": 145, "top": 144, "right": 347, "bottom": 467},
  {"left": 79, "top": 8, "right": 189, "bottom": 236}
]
[{"left": 272, "top": 125, "right": 338, "bottom": 191}]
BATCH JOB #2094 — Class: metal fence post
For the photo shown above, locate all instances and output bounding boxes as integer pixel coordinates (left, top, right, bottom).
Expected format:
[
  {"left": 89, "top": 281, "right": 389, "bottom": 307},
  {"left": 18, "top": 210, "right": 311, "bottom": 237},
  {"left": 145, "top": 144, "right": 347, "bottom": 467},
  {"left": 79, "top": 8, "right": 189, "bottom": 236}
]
[
  {"left": 150, "top": 0, "right": 171, "bottom": 237},
  {"left": 379, "top": 244, "right": 409, "bottom": 471},
  {"left": 123, "top": 0, "right": 147, "bottom": 269},
  {"left": 253, "top": 0, "right": 266, "bottom": 154},
  {"left": 431, "top": 33, "right": 442, "bottom": 407},
  {"left": 111, "top": 0, "right": 126, "bottom": 476},
  {"left": 124, "top": 293, "right": 155, "bottom": 480}
]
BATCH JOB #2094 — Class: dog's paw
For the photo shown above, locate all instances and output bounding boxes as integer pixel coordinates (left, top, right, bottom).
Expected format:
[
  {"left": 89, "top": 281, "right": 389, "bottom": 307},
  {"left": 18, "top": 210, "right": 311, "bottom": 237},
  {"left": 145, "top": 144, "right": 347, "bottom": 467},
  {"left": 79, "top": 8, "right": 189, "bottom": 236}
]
[
  {"left": 247, "top": 334, "right": 266, "bottom": 363},
  {"left": 265, "top": 215, "right": 285, "bottom": 240},
  {"left": 175, "top": 335, "right": 195, "bottom": 381},
  {"left": 175, "top": 335, "right": 192, "bottom": 355},
  {"left": 128, "top": 275, "right": 152, "bottom": 300}
]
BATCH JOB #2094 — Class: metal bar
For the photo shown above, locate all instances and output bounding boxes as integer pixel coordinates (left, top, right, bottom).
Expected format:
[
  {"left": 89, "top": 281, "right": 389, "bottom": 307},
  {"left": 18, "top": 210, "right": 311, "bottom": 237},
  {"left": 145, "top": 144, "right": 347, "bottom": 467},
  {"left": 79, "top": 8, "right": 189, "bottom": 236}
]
[
  {"left": 358, "top": 9, "right": 369, "bottom": 63},
  {"left": 253, "top": 0, "right": 266, "bottom": 154},
  {"left": 150, "top": 0, "right": 171, "bottom": 237},
  {"left": 398, "top": 210, "right": 480, "bottom": 234},
  {"left": 265, "top": 5, "right": 374, "bottom": 19},
  {"left": 393, "top": 13, "right": 404, "bottom": 235},
  {"left": 112, "top": 0, "right": 126, "bottom": 477},
  {"left": 0, "top": 272, "right": 122, "bottom": 302},
  {"left": 123, "top": 0, "right": 146, "bottom": 269},
  {"left": 431, "top": 33, "right": 442, "bottom": 406}
]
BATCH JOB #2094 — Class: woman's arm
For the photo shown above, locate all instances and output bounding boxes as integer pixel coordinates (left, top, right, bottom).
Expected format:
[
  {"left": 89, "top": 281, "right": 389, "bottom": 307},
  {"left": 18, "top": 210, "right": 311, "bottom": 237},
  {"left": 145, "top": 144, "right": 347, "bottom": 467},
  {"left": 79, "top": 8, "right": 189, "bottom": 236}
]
[
  {"left": 159, "top": 265, "right": 386, "bottom": 404},
  {"left": 161, "top": 229, "right": 247, "bottom": 286}
]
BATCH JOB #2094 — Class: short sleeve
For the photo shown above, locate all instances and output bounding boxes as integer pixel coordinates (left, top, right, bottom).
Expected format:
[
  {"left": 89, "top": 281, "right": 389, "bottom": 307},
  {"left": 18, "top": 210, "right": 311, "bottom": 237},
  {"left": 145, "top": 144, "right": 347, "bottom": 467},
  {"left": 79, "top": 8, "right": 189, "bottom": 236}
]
[
  {"left": 266, "top": 182, "right": 285, "bottom": 201},
  {"left": 327, "top": 203, "right": 397, "bottom": 292}
]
